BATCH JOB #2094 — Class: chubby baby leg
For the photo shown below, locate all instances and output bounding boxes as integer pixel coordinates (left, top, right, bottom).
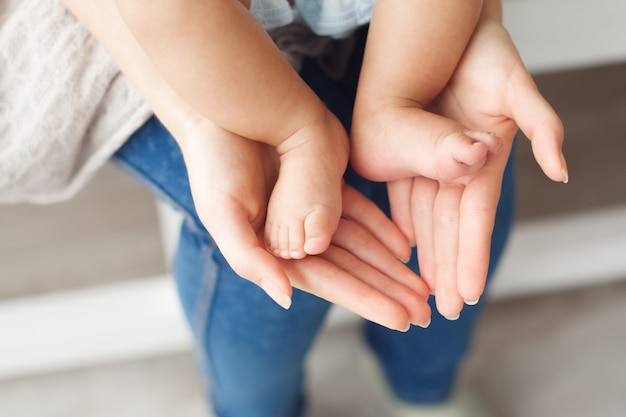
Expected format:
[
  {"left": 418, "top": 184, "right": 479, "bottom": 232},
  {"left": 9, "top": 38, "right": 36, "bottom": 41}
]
[{"left": 265, "top": 115, "right": 348, "bottom": 259}]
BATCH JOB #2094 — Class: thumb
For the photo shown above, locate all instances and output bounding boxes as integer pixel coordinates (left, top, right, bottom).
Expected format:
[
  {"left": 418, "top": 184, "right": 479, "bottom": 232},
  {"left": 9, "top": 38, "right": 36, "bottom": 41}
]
[
  {"left": 204, "top": 202, "right": 293, "bottom": 310},
  {"left": 510, "top": 73, "right": 568, "bottom": 183}
]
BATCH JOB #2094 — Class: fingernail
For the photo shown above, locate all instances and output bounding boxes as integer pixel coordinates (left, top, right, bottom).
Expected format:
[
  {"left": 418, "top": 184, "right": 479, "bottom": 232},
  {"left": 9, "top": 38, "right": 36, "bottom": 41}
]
[
  {"left": 464, "top": 298, "right": 480, "bottom": 306},
  {"left": 562, "top": 166, "right": 569, "bottom": 184},
  {"left": 261, "top": 279, "right": 292, "bottom": 310},
  {"left": 399, "top": 323, "right": 411, "bottom": 332},
  {"left": 417, "top": 318, "right": 431, "bottom": 329},
  {"left": 445, "top": 314, "right": 460, "bottom": 321}
]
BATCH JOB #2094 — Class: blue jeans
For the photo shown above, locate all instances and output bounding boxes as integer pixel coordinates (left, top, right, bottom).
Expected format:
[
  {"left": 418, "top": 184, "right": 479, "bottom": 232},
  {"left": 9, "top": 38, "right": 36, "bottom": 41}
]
[{"left": 111, "top": 27, "right": 515, "bottom": 417}]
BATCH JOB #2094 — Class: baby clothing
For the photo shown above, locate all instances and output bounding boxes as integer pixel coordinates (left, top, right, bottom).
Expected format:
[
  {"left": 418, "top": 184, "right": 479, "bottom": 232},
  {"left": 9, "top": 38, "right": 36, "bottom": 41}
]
[{"left": 251, "top": 0, "right": 374, "bottom": 38}]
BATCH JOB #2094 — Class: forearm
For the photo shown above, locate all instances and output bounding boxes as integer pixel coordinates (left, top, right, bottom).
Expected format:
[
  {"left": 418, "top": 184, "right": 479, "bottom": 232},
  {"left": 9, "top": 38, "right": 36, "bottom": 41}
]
[
  {"left": 115, "top": 0, "right": 327, "bottom": 146},
  {"left": 357, "top": 0, "right": 483, "bottom": 108},
  {"left": 60, "top": 0, "right": 212, "bottom": 150},
  {"left": 480, "top": 0, "right": 502, "bottom": 22}
]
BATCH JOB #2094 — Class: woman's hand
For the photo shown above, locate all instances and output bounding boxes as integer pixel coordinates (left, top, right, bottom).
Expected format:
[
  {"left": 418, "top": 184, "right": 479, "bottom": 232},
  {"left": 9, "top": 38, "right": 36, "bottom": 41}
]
[
  {"left": 387, "top": 15, "right": 567, "bottom": 318},
  {"left": 283, "top": 184, "right": 432, "bottom": 330},
  {"left": 60, "top": 0, "right": 432, "bottom": 331},
  {"left": 183, "top": 117, "right": 430, "bottom": 331}
]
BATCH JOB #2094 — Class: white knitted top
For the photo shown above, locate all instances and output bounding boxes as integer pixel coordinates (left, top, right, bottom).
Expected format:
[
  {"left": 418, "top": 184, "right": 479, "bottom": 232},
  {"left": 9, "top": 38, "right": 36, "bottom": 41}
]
[
  {"left": 0, "top": 0, "right": 151, "bottom": 204},
  {"left": 0, "top": 0, "right": 371, "bottom": 205}
]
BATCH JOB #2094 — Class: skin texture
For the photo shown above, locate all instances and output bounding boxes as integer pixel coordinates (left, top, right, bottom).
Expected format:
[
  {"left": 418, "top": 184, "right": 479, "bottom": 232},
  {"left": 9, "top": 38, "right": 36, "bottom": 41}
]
[
  {"left": 60, "top": 0, "right": 429, "bottom": 331},
  {"left": 378, "top": 0, "right": 567, "bottom": 318},
  {"left": 351, "top": 0, "right": 502, "bottom": 184},
  {"left": 114, "top": 0, "right": 348, "bottom": 260},
  {"left": 60, "top": 0, "right": 565, "bottom": 325}
]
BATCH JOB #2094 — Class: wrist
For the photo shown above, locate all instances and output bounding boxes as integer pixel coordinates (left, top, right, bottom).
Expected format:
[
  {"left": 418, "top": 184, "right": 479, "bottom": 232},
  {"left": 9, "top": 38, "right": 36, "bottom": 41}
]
[{"left": 158, "top": 99, "right": 223, "bottom": 158}]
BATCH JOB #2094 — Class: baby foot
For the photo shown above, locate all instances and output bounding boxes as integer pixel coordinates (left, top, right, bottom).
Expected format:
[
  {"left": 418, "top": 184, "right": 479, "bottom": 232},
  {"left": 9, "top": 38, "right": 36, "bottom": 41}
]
[
  {"left": 265, "top": 117, "right": 348, "bottom": 259},
  {"left": 351, "top": 107, "right": 502, "bottom": 182},
  {"left": 434, "top": 127, "right": 503, "bottom": 180}
]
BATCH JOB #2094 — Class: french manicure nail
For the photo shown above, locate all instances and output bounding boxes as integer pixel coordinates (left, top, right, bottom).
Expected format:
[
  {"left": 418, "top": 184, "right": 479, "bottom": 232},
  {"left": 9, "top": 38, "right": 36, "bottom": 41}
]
[
  {"left": 464, "top": 298, "right": 480, "bottom": 306},
  {"left": 445, "top": 314, "right": 460, "bottom": 321},
  {"left": 560, "top": 153, "right": 569, "bottom": 184},
  {"left": 417, "top": 318, "right": 431, "bottom": 329},
  {"left": 261, "top": 279, "right": 292, "bottom": 310}
]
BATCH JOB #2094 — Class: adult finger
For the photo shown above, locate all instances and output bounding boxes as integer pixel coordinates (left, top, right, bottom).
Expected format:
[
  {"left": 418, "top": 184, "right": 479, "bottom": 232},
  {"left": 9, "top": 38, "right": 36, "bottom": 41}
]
[
  {"left": 321, "top": 244, "right": 431, "bottom": 328},
  {"left": 432, "top": 182, "right": 464, "bottom": 319},
  {"left": 203, "top": 200, "right": 293, "bottom": 310},
  {"left": 283, "top": 251, "right": 412, "bottom": 331},
  {"left": 410, "top": 176, "right": 438, "bottom": 292},
  {"left": 509, "top": 70, "right": 568, "bottom": 183},
  {"left": 387, "top": 179, "right": 416, "bottom": 247},
  {"left": 341, "top": 183, "right": 412, "bottom": 263},
  {"left": 455, "top": 151, "right": 508, "bottom": 304},
  {"left": 331, "top": 218, "right": 430, "bottom": 300}
]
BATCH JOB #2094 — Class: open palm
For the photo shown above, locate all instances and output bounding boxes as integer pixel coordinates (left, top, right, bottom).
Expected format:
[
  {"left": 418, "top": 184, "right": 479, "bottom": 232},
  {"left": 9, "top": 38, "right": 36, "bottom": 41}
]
[
  {"left": 184, "top": 118, "right": 431, "bottom": 330},
  {"left": 388, "top": 18, "right": 566, "bottom": 318}
]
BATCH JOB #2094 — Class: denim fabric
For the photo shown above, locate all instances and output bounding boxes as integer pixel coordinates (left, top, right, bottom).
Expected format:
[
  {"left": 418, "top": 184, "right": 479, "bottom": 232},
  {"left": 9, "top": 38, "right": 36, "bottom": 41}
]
[
  {"left": 111, "top": 25, "right": 515, "bottom": 417},
  {"left": 363, "top": 158, "right": 515, "bottom": 404},
  {"left": 112, "top": 118, "right": 324, "bottom": 417}
]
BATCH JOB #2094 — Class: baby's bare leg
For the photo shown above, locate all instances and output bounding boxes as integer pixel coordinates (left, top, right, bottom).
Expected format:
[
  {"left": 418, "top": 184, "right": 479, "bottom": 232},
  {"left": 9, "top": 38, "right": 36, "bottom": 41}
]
[
  {"left": 265, "top": 113, "right": 348, "bottom": 259},
  {"left": 352, "top": 0, "right": 489, "bottom": 182},
  {"left": 114, "top": 0, "right": 347, "bottom": 258}
]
